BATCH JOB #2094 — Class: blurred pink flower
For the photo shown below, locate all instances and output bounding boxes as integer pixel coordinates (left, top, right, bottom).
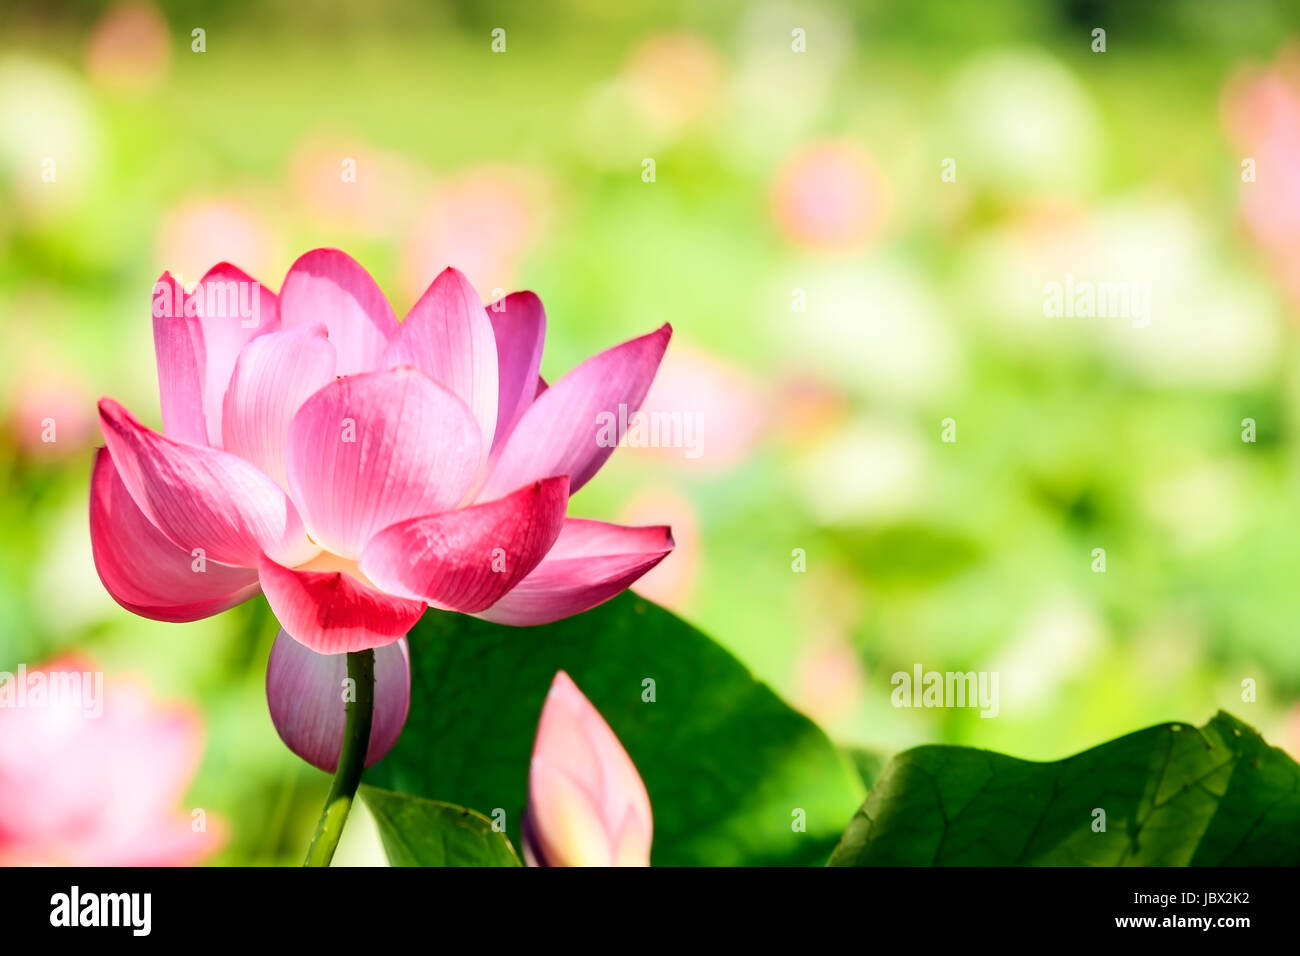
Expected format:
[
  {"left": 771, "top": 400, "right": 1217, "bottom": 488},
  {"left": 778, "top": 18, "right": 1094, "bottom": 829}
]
[
  {"left": 770, "top": 375, "right": 851, "bottom": 452},
  {"left": 84, "top": 2, "right": 171, "bottom": 94},
  {"left": 91, "top": 249, "right": 673, "bottom": 770},
  {"left": 622, "top": 489, "right": 699, "bottom": 613},
  {"left": 523, "top": 671, "right": 652, "bottom": 867},
  {"left": 1222, "top": 46, "right": 1300, "bottom": 309},
  {"left": 0, "top": 658, "right": 223, "bottom": 866},
  {"left": 623, "top": 32, "right": 726, "bottom": 136},
  {"left": 8, "top": 369, "right": 96, "bottom": 459},
  {"left": 771, "top": 141, "right": 889, "bottom": 251},
  {"left": 155, "top": 198, "right": 279, "bottom": 290},
  {"left": 792, "top": 568, "right": 866, "bottom": 729},
  {"left": 289, "top": 134, "right": 424, "bottom": 239},
  {"left": 401, "top": 166, "right": 550, "bottom": 305},
  {"left": 627, "top": 346, "right": 765, "bottom": 474},
  {"left": 1284, "top": 702, "right": 1300, "bottom": 764},
  {"left": 794, "top": 635, "right": 864, "bottom": 730}
]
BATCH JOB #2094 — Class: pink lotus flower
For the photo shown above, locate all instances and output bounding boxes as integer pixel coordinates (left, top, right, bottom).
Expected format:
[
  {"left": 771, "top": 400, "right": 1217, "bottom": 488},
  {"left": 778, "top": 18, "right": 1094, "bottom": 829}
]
[
  {"left": 523, "top": 671, "right": 652, "bottom": 867},
  {"left": 90, "top": 249, "right": 673, "bottom": 770},
  {"left": 0, "top": 658, "right": 223, "bottom": 866}
]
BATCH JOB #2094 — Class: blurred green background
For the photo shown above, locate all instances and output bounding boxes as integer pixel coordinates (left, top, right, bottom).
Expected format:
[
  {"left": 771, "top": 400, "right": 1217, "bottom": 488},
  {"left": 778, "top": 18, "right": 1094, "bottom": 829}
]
[{"left": 3, "top": 0, "right": 1300, "bottom": 864}]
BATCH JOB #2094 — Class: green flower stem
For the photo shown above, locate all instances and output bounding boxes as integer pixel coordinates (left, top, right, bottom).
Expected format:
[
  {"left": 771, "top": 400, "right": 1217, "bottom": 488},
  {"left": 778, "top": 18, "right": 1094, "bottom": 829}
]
[{"left": 303, "top": 648, "right": 375, "bottom": 867}]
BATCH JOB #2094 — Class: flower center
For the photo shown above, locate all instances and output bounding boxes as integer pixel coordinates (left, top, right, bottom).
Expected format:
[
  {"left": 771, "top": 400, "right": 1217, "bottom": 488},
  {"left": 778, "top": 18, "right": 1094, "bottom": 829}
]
[{"left": 295, "top": 550, "right": 376, "bottom": 588}]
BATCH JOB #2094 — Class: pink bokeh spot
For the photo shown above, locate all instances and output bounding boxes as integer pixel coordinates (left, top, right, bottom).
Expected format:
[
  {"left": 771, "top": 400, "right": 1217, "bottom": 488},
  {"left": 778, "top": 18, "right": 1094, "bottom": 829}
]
[
  {"left": 1222, "top": 46, "right": 1300, "bottom": 311},
  {"left": 84, "top": 2, "right": 172, "bottom": 94},
  {"left": 772, "top": 140, "right": 889, "bottom": 251},
  {"left": 0, "top": 659, "right": 224, "bottom": 866},
  {"left": 400, "top": 166, "right": 551, "bottom": 305}
]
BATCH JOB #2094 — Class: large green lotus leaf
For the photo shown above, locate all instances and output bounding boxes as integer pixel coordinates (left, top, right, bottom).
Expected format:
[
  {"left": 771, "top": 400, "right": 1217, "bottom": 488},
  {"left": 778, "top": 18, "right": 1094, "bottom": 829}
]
[
  {"left": 829, "top": 712, "right": 1300, "bottom": 866},
  {"left": 367, "top": 593, "right": 864, "bottom": 866},
  {"left": 361, "top": 786, "right": 521, "bottom": 866}
]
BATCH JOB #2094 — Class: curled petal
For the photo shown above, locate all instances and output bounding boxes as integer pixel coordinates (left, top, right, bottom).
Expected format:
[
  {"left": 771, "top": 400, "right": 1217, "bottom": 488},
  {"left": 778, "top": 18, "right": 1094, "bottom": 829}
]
[
  {"left": 258, "top": 555, "right": 425, "bottom": 654},
  {"left": 361, "top": 476, "right": 569, "bottom": 612},
  {"left": 151, "top": 271, "right": 207, "bottom": 445},
  {"left": 478, "top": 324, "right": 671, "bottom": 501},
  {"left": 476, "top": 519, "right": 673, "bottom": 627},
  {"left": 485, "top": 291, "right": 546, "bottom": 454},
  {"left": 523, "top": 671, "right": 652, "bottom": 867},
  {"left": 285, "top": 368, "right": 482, "bottom": 559},
  {"left": 384, "top": 266, "right": 499, "bottom": 453},
  {"left": 266, "top": 629, "right": 411, "bottom": 772},
  {"left": 221, "top": 323, "right": 337, "bottom": 488},
  {"left": 97, "top": 398, "right": 315, "bottom": 568},
  {"left": 279, "top": 248, "right": 397, "bottom": 375},
  {"left": 90, "top": 448, "right": 260, "bottom": 622},
  {"left": 193, "top": 262, "right": 281, "bottom": 446}
]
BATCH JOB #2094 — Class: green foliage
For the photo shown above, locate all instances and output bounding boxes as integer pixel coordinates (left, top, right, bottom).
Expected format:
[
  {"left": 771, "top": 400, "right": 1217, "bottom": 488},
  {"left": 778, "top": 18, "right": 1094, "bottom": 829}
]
[
  {"left": 367, "top": 593, "right": 864, "bottom": 866},
  {"left": 362, "top": 786, "right": 521, "bottom": 867},
  {"left": 829, "top": 712, "right": 1300, "bottom": 866}
]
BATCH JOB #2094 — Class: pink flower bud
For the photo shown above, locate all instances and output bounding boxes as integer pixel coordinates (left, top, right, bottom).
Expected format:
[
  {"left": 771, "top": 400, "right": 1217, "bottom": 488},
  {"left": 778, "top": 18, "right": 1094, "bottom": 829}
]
[{"left": 523, "top": 671, "right": 652, "bottom": 867}]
